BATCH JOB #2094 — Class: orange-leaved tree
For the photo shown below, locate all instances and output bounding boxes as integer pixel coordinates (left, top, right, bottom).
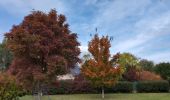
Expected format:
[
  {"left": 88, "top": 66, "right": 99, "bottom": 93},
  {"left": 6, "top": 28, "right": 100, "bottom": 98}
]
[{"left": 81, "top": 34, "right": 124, "bottom": 99}]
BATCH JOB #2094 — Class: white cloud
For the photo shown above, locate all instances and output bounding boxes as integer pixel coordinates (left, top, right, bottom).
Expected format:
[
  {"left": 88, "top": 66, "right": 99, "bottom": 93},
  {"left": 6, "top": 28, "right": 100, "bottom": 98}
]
[
  {"left": 0, "top": 0, "right": 67, "bottom": 16},
  {"left": 92, "top": 0, "right": 151, "bottom": 28},
  {"left": 84, "top": 0, "right": 99, "bottom": 5},
  {"left": 144, "top": 52, "right": 170, "bottom": 64},
  {"left": 0, "top": 28, "right": 6, "bottom": 42},
  {"left": 74, "top": 0, "right": 153, "bottom": 51},
  {"left": 84, "top": 0, "right": 170, "bottom": 63},
  {"left": 1, "top": 0, "right": 170, "bottom": 63},
  {"left": 113, "top": 11, "right": 170, "bottom": 52},
  {"left": 79, "top": 45, "right": 88, "bottom": 53}
]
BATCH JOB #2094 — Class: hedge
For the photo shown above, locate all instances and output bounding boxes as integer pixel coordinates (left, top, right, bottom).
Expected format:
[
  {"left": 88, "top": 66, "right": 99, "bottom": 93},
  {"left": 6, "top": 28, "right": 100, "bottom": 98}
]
[
  {"left": 48, "top": 80, "right": 97, "bottom": 94},
  {"left": 105, "top": 81, "right": 133, "bottom": 93},
  {"left": 48, "top": 81, "right": 133, "bottom": 94},
  {"left": 167, "top": 77, "right": 170, "bottom": 84},
  {"left": 113, "top": 81, "right": 133, "bottom": 93},
  {"left": 48, "top": 80, "right": 74, "bottom": 94},
  {"left": 43, "top": 80, "right": 170, "bottom": 94},
  {"left": 136, "top": 80, "right": 169, "bottom": 92}
]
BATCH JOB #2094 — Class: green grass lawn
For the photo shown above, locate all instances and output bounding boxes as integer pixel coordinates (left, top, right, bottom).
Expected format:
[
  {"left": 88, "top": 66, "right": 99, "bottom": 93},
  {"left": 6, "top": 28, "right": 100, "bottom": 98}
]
[{"left": 20, "top": 93, "right": 170, "bottom": 100}]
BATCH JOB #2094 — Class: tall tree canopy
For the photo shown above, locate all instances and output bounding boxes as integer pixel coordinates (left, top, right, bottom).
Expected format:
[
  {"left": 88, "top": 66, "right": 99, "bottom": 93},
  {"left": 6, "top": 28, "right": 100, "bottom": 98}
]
[
  {"left": 119, "top": 53, "right": 140, "bottom": 70},
  {"left": 139, "top": 59, "right": 154, "bottom": 71},
  {"left": 81, "top": 34, "right": 124, "bottom": 99},
  {"left": 118, "top": 53, "right": 140, "bottom": 81},
  {"left": 154, "top": 62, "right": 170, "bottom": 79},
  {"left": 5, "top": 9, "right": 80, "bottom": 90}
]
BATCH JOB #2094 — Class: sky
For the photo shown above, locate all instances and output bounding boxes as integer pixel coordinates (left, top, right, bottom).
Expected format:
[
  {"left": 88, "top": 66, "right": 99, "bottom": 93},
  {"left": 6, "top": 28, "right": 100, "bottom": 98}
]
[{"left": 0, "top": 0, "right": 170, "bottom": 63}]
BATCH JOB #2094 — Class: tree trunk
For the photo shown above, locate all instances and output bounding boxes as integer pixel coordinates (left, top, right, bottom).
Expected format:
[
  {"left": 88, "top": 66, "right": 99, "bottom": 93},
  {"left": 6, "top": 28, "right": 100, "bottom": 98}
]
[
  {"left": 37, "top": 81, "right": 41, "bottom": 100},
  {"left": 102, "top": 87, "right": 104, "bottom": 99},
  {"left": 38, "top": 93, "right": 41, "bottom": 100}
]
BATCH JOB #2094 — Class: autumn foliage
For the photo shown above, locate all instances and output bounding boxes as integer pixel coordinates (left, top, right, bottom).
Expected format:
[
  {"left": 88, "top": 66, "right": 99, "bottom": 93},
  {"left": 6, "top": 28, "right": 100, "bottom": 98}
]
[
  {"left": 139, "top": 71, "right": 162, "bottom": 81},
  {"left": 81, "top": 34, "right": 123, "bottom": 87},
  {"left": 123, "top": 68, "right": 139, "bottom": 81},
  {"left": 81, "top": 34, "right": 124, "bottom": 98},
  {"left": 5, "top": 9, "right": 80, "bottom": 90},
  {"left": 0, "top": 72, "right": 20, "bottom": 100}
]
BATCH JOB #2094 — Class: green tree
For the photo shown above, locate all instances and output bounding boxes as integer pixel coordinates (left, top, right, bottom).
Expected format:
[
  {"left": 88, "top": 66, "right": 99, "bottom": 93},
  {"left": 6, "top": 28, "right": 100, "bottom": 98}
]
[
  {"left": 81, "top": 34, "right": 124, "bottom": 99},
  {"left": 0, "top": 72, "right": 20, "bottom": 100},
  {"left": 154, "top": 62, "right": 170, "bottom": 79},
  {"left": 0, "top": 39, "right": 13, "bottom": 71},
  {"left": 139, "top": 59, "right": 154, "bottom": 71},
  {"left": 118, "top": 53, "right": 140, "bottom": 81},
  {"left": 119, "top": 53, "right": 140, "bottom": 70}
]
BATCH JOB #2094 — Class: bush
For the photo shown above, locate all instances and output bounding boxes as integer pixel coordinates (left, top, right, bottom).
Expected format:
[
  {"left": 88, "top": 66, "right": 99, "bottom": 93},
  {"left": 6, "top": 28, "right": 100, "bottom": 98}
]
[
  {"left": 139, "top": 71, "right": 162, "bottom": 81},
  {"left": 113, "top": 81, "right": 133, "bottom": 93},
  {"left": 46, "top": 80, "right": 170, "bottom": 94},
  {"left": 48, "top": 80, "right": 133, "bottom": 94},
  {"left": 0, "top": 72, "right": 20, "bottom": 100},
  {"left": 72, "top": 75, "right": 96, "bottom": 94},
  {"left": 136, "top": 80, "right": 169, "bottom": 92},
  {"left": 105, "top": 81, "right": 133, "bottom": 93},
  {"left": 49, "top": 79, "right": 97, "bottom": 94},
  {"left": 49, "top": 80, "right": 73, "bottom": 94},
  {"left": 123, "top": 69, "right": 140, "bottom": 82},
  {"left": 48, "top": 87, "right": 65, "bottom": 94},
  {"left": 167, "top": 77, "right": 170, "bottom": 84}
]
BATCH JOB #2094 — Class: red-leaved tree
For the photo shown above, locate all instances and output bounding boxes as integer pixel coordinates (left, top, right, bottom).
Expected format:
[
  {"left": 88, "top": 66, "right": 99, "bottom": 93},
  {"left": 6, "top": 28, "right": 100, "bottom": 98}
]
[{"left": 5, "top": 9, "right": 80, "bottom": 92}]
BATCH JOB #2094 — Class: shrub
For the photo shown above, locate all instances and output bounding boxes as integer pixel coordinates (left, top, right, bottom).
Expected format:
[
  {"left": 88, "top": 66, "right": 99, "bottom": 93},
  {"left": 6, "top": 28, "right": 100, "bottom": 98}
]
[
  {"left": 136, "top": 80, "right": 169, "bottom": 92},
  {"left": 51, "top": 80, "right": 74, "bottom": 94},
  {"left": 0, "top": 72, "right": 20, "bottom": 100},
  {"left": 105, "top": 81, "right": 133, "bottom": 93},
  {"left": 49, "top": 77, "right": 97, "bottom": 94},
  {"left": 167, "top": 77, "right": 170, "bottom": 84},
  {"left": 139, "top": 71, "right": 162, "bottom": 81},
  {"left": 123, "top": 68, "right": 140, "bottom": 82},
  {"left": 113, "top": 81, "right": 133, "bottom": 93},
  {"left": 48, "top": 87, "right": 66, "bottom": 95},
  {"left": 48, "top": 80, "right": 133, "bottom": 94},
  {"left": 72, "top": 74, "right": 96, "bottom": 94}
]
